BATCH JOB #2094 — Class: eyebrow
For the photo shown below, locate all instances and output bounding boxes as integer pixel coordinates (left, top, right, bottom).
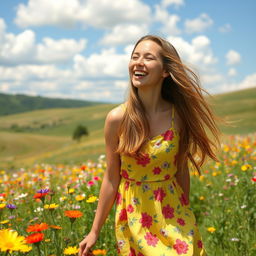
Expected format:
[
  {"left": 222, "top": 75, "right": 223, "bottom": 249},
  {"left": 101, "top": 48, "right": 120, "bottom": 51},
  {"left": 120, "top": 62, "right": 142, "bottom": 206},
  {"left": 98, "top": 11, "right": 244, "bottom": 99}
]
[{"left": 132, "top": 52, "right": 156, "bottom": 57}]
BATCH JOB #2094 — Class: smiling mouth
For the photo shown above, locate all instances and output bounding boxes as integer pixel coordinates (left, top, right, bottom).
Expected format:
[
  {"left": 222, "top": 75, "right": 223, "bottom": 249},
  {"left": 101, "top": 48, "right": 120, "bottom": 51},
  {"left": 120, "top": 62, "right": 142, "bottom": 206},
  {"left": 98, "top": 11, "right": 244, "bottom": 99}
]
[{"left": 134, "top": 71, "right": 147, "bottom": 77}]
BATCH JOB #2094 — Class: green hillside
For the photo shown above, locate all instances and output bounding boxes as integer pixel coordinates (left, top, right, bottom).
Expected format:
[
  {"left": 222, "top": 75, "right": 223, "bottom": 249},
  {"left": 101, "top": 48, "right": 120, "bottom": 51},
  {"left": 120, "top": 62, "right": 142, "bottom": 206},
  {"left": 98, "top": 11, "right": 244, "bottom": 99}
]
[
  {"left": 0, "top": 87, "right": 255, "bottom": 169},
  {"left": 0, "top": 93, "right": 102, "bottom": 116}
]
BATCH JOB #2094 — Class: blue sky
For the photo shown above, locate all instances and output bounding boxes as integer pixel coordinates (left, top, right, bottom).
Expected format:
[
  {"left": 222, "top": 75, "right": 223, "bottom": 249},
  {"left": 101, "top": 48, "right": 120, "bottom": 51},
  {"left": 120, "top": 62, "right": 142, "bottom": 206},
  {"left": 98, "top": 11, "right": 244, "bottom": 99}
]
[{"left": 0, "top": 0, "right": 255, "bottom": 102}]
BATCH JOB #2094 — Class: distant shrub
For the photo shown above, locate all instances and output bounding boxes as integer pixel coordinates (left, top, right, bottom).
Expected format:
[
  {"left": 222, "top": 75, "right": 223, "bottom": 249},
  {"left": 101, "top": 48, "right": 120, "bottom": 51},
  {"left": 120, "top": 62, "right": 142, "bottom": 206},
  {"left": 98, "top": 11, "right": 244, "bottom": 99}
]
[{"left": 72, "top": 125, "right": 89, "bottom": 142}]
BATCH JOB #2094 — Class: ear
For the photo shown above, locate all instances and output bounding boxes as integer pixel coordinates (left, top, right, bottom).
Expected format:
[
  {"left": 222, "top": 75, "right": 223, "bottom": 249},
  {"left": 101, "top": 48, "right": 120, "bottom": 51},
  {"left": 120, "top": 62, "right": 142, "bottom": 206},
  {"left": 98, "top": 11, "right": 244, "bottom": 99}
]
[{"left": 162, "top": 70, "right": 169, "bottom": 78}]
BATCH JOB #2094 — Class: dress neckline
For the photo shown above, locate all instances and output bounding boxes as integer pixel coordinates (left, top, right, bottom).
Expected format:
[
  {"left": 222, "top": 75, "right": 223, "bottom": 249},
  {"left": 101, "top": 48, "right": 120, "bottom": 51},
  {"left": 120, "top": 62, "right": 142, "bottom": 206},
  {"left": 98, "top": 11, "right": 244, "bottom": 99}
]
[{"left": 148, "top": 125, "right": 179, "bottom": 141}]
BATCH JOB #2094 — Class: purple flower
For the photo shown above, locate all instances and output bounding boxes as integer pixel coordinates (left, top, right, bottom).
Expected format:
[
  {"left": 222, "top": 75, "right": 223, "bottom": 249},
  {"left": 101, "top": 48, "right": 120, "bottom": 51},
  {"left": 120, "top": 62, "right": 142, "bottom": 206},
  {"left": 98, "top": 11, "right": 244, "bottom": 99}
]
[
  {"left": 37, "top": 189, "right": 50, "bottom": 193},
  {"left": 7, "top": 204, "right": 17, "bottom": 210}
]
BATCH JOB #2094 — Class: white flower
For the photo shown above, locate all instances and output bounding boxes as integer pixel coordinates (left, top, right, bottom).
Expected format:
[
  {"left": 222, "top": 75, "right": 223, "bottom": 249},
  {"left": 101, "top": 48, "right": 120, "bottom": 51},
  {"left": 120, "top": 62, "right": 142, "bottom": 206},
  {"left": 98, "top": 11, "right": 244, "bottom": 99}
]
[
  {"left": 218, "top": 193, "right": 223, "bottom": 197},
  {"left": 231, "top": 237, "right": 240, "bottom": 242},
  {"left": 118, "top": 240, "right": 125, "bottom": 249},
  {"left": 160, "top": 228, "right": 168, "bottom": 237},
  {"left": 34, "top": 207, "right": 44, "bottom": 212},
  {"left": 240, "top": 205, "right": 247, "bottom": 209}
]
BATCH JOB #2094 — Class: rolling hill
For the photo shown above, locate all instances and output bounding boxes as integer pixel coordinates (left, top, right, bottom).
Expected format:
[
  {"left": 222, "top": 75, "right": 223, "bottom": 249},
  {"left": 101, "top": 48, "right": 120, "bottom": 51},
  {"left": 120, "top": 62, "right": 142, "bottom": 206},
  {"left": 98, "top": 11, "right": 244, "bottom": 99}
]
[
  {"left": 0, "top": 87, "right": 255, "bottom": 169},
  {"left": 0, "top": 92, "right": 103, "bottom": 116}
]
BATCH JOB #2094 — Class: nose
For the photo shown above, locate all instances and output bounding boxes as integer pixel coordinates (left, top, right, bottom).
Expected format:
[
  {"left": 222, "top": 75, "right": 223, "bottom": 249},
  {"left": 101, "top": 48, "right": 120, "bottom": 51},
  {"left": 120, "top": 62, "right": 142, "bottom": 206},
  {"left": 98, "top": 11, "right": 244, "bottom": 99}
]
[{"left": 135, "top": 56, "right": 144, "bottom": 66}]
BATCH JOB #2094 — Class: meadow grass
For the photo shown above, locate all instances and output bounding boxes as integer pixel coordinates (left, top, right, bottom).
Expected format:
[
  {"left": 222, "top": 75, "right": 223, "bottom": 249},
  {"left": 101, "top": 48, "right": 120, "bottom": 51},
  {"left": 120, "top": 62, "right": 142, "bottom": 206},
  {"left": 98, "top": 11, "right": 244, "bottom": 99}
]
[{"left": 0, "top": 133, "right": 255, "bottom": 255}]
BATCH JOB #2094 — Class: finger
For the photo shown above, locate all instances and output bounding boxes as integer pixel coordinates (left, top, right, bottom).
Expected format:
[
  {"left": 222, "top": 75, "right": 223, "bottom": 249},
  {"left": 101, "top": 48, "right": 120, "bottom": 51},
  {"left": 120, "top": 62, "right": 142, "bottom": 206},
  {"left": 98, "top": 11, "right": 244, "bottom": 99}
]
[{"left": 82, "top": 246, "right": 91, "bottom": 256}]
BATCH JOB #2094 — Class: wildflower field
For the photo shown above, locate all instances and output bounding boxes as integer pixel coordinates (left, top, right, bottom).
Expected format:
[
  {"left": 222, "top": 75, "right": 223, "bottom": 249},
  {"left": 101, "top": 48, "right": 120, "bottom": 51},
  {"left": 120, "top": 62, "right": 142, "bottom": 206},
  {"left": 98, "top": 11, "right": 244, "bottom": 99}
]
[{"left": 0, "top": 133, "right": 255, "bottom": 256}]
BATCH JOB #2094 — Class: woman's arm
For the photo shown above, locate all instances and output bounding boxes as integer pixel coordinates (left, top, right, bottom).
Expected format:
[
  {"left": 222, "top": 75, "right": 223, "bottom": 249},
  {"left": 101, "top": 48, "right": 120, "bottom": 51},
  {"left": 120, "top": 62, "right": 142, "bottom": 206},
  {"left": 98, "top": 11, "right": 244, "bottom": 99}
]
[
  {"left": 175, "top": 161, "right": 190, "bottom": 203},
  {"left": 79, "top": 106, "right": 123, "bottom": 256}
]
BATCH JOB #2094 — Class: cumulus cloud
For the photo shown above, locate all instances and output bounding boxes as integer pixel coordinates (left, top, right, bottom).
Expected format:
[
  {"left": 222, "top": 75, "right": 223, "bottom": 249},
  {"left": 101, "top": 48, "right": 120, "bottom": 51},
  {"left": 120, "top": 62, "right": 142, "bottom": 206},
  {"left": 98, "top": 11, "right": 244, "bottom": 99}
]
[
  {"left": 226, "top": 50, "right": 241, "bottom": 65},
  {"left": 220, "top": 73, "right": 256, "bottom": 92},
  {"left": 0, "top": 22, "right": 86, "bottom": 65},
  {"left": 161, "top": 0, "right": 184, "bottom": 8},
  {"left": 184, "top": 13, "right": 213, "bottom": 34},
  {"left": 167, "top": 35, "right": 217, "bottom": 68},
  {"left": 228, "top": 68, "right": 237, "bottom": 77},
  {"left": 100, "top": 24, "right": 149, "bottom": 46},
  {"left": 154, "top": 5, "right": 181, "bottom": 35},
  {"left": 15, "top": 0, "right": 151, "bottom": 29}
]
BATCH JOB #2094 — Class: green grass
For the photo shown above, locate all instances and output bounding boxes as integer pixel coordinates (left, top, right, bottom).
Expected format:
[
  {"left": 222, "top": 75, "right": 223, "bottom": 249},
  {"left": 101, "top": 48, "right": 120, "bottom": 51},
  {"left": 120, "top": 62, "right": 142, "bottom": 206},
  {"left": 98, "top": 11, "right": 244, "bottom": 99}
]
[{"left": 0, "top": 87, "right": 255, "bottom": 169}]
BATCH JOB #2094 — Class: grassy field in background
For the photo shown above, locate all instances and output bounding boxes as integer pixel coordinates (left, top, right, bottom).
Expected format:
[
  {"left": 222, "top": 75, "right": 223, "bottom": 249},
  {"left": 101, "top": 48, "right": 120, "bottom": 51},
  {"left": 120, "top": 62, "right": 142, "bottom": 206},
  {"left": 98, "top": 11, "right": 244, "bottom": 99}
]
[{"left": 0, "top": 87, "right": 255, "bottom": 169}]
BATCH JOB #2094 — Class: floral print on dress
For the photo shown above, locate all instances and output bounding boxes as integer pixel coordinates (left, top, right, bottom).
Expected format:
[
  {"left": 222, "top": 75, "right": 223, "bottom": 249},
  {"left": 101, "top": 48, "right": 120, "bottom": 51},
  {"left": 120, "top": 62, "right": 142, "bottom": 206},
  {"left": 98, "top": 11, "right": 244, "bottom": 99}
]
[{"left": 115, "top": 104, "right": 207, "bottom": 256}]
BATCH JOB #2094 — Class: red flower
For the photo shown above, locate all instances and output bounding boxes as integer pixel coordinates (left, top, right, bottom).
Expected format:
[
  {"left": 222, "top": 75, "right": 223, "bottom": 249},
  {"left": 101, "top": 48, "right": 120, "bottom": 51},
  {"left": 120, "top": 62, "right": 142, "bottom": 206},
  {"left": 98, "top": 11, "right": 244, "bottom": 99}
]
[
  {"left": 173, "top": 239, "right": 189, "bottom": 255},
  {"left": 162, "top": 204, "right": 174, "bottom": 219},
  {"left": 153, "top": 188, "right": 166, "bottom": 202},
  {"left": 125, "top": 181, "right": 130, "bottom": 190},
  {"left": 144, "top": 232, "right": 159, "bottom": 247},
  {"left": 162, "top": 129, "right": 174, "bottom": 141},
  {"left": 197, "top": 240, "right": 203, "bottom": 248},
  {"left": 116, "top": 192, "right": 122, "bottom": 205},
  {"left": 129, "top": 247, "right": 136, "bottom": 256},
  {"left": 138, "top": 253, "right": 145, "bottom": 256},
  {"left": 121, "top": 169, "right": 129, "bottom": 179},
  {"left": 33, "top": 193, "right": 48, "bottom": 199},
  {"left": 119, "top": 209, "right": 127, "bottom": 221},
  {"left": 140, "top": 213, "right": 153, "bottom": 228},
  {"left": 153, "top": 167, "right": 161, "bottom": 175},
  {"left": 179, "top": 193, "right": 189, "bottom": 206},
  {"left": 251, "top": 177, "right": 256, "bottom": 182},
  {"left": 135, "top": 154, "right": 150, "bottom": 167},
  {"left": 127, "top": 204, "right": 134, "bottom": 213},
  {"left": 25, "top": 233, "right": 44, "bottom": 244},
  {"left": 177, "top": 218, "right": 185, "bottom": 226},
  {"left": 27, "top": 223, "right": 49, "bottom": 232}
]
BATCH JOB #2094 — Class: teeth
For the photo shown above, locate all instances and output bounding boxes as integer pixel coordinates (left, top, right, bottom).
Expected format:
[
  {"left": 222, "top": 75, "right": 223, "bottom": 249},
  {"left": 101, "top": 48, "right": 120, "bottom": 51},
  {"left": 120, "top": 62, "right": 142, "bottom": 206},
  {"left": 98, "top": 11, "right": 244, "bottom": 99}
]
[{"left": 134, "top": 71, "right": 147, "bottom": 76}]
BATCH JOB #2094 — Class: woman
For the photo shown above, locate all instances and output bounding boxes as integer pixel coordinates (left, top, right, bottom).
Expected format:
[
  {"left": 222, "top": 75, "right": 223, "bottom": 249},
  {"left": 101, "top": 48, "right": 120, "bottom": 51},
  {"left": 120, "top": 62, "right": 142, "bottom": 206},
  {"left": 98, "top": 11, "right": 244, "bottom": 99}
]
[{"left": 79, "top": 35, "right": 220, "bottom": 256}]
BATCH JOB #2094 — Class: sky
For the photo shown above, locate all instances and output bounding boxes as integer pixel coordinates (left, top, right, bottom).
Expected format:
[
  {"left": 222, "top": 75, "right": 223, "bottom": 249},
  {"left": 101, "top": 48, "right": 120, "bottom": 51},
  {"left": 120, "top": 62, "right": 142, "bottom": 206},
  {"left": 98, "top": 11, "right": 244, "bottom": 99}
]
[{"left": 0, "top": 0, "right": 255, "bottom": 103}]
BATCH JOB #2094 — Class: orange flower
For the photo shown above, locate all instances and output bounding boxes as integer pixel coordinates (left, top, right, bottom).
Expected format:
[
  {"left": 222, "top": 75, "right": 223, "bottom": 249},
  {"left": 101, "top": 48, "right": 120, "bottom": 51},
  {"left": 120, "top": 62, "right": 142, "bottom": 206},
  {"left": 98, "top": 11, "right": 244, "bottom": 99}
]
[
  {"left": 33, "top": 193, "right": 48, "bottom": 199},
  {"left": 27, "top": 223, "right": 49, "bottom": 233},
  {"left": 64, "top": 210, "right": 83, "bottom": 219},
  {"left": 49, "top": 225, "right": 62, "bottom": 230},
  {"left": 92, "top": 249, "right": 107, "bottom": 255},
  {"left": 25, "top": 233, "right": 44, "bottom": 244}
]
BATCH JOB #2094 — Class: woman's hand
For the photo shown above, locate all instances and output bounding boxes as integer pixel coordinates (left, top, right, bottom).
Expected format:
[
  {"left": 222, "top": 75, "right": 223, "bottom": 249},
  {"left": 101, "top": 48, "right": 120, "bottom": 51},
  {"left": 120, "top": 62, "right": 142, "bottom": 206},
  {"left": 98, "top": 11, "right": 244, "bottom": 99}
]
[{"left": 79, "top": 231, "right": 98, "bottom": 256}]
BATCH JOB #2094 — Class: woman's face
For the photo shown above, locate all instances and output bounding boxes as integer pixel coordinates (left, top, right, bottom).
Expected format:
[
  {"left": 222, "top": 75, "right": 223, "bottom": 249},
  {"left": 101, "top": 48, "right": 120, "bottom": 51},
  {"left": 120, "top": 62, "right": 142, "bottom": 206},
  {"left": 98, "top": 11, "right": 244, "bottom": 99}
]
[{"left": 129, "top": 40, "right": 168, "bottom": 89}]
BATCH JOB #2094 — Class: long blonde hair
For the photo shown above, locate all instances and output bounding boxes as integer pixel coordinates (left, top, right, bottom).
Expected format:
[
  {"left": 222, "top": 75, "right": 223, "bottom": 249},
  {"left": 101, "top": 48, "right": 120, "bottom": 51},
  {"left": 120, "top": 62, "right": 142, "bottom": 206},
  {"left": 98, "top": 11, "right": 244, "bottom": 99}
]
[{"left": 117, "top": 35, "right": 221, "bottom": 175}]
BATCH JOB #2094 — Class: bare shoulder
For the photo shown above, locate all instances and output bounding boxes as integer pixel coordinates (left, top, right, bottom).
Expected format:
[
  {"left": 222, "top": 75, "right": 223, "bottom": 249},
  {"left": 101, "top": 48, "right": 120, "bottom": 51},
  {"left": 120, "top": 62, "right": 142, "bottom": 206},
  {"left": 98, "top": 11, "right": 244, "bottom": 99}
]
[{"left": 105, "top": 104, "right": 125, "bottom": 134}]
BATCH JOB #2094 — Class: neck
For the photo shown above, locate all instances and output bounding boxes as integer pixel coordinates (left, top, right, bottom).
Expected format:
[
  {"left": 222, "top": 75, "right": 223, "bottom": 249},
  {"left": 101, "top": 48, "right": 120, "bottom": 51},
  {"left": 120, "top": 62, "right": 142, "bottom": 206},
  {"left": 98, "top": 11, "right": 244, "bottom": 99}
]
[{"left": 137, "top": 86, "right": 170, "bottom": 114}]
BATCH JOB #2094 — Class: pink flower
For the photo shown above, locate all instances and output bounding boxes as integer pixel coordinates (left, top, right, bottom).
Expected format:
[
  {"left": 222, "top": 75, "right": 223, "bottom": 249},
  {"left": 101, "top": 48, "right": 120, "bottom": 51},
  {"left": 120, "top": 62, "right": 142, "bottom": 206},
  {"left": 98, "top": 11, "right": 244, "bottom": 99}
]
[
  {"left": 162, "top": 204, "right": 174, "bottom": 219},
  {"left": 164, "top": 174, "right": 170, "bottom": 180},
  {"left": 140, "top": 212, "right": 153, "bottom": 228},
  {"left": 173, "top": 239, "right": 189, "bottom": 255},
  {"left": 162, "top": 129, "right": 174, "bottom": 141},
  {"left": 135, "top": 154, "right": 151, "bottom": 167},
  {"left": 144, "top": 232, "right": 159, "bottom": 247},
  {"left": 119, "top": 209, "right": 127, "bottom": 221},
  {"left": 179, "top": 193, "right": 189, "bottom": 206},
  {"left": 197, "top": 240, "right": 203, "bottom": 248},
  {"left": 87, "top": 180, "right": 95, "bottom": 186},
  {"left": 129, "top": 247, "right": 136, "bottom": 256},
  {"left": 93, "top": 176, "right": 100, "bottom": 181},
  {"left": 153, "top": 167, "right": 161, "bottom": 175},
  {"left": 153, "top": 188, "right": 166, "bottom": 202},
  {"left": 127, "top": 204, "right": 134, "bottom": 213},
  {"left": 177, "top": 218, "right": 185, "bottom": 226},
  {"left": 116, "top": 192, "right": 122, "bottom": 205}
]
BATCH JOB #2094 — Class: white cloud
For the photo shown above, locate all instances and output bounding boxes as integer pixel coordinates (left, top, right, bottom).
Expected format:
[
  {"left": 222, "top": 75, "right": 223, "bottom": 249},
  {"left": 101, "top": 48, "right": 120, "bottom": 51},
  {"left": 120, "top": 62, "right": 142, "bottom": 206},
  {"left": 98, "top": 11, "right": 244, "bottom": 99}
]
[
  {"left": 228, "top": 68, "right": 237, "bottom": 77},
  {"left": 100, "top": 24, "right": 149, "bottom": 46},
  {"left": 184, "top": 13, "right": 213, "bottom": 34},
  {"left": 220, "top": 73, "right": 256, "bottom": 92},
  {"left": 114, "top": 80, "right": 129, "bottom": 89},
  {"left": 0, "top": 24, "right": 86, "bottom": 65},
  {"left": 15, "top": 0, "right": 151, "bottom": 29},
  {"left": 219, "top": 23, "right": 232, "bottom": 33},
  {"left": 167, "top": 35, "right": 217, "bottom": 69},
  {"left": 154, "top": 5, "right": 181, "bottom": 35},
  {"left": 226, "top": 50, "right": 241, "bottom": 65},
  {"left": 161, "top": 0, "right": 184, "bottom": 8}
]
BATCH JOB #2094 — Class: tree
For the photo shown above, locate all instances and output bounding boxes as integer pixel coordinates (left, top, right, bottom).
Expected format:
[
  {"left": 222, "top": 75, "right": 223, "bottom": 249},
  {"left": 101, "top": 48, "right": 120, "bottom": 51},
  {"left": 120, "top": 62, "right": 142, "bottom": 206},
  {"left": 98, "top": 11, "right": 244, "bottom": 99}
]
[{"left": 72, "top": 125, "right": 89, "bottom": 142}]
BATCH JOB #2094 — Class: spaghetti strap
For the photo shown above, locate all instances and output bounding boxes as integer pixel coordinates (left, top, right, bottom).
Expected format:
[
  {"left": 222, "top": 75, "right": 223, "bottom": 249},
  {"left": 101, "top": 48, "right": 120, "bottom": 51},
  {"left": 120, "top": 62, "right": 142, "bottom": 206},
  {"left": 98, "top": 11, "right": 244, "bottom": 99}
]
[
  {"left": 121, "top": 103, "right": 126, "bottom": 111},
  {"left": 171, "top": 105, "right": 175, "bottom": 128}
]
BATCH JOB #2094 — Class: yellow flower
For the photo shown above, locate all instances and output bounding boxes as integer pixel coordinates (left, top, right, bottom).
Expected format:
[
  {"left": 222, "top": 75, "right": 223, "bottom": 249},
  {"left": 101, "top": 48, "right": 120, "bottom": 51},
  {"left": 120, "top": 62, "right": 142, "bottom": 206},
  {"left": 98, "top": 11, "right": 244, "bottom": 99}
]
[
  {"left": 60, "top": 196, "right": 67, "bottom": 202},
  {"left": 68, "top": 188, "right": 75, "bottom": 194},
  {"left": 75, "top": 195, "right": 85, "bottom": 201},
  {"left": 212, "top": 172, "right": 218, "bottom": 177},
  {"left": 44, "top": 203, "right": 59, "bottom": 210},
  {"left": 199, "top": 196, "right": 205, "bottom": 200},
  {"left": 0, "top": 229, "right": 31, "bottom": 253},
  {"left": 64, "top": 246, "right": 79, "bottom": 255},
  {"left": 207, "top": 227, "right": 216, "bottom": 233},
  {"left": 45, "top": 239, "right": 51, "bottom": 242},
  {"left": 86, "top": 196, "right": 98, "bottom": 203},
  {"left": 0, "top": 220, "right": 9, "bottom": 224},
  {"left": 241, "top": 165, "right": 248, "bottom": 171},
  {"left": 0, "top": 203, "right": 6, "bottom": 209}
]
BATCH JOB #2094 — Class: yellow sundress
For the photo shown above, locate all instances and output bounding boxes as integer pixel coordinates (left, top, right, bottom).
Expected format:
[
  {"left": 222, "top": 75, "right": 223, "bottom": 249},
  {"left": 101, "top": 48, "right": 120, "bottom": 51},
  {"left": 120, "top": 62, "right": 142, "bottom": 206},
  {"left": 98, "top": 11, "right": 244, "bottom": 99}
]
[{"left": 115, "top": 105, "right": 207, "bottom": 256}]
